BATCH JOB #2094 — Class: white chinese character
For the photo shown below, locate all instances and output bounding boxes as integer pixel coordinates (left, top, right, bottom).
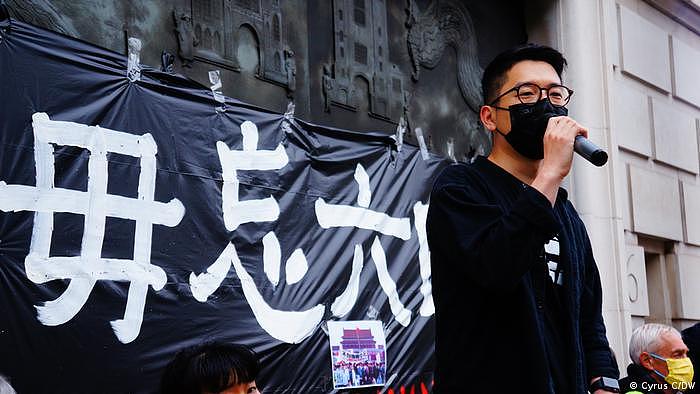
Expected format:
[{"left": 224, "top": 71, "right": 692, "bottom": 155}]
[
  {"left": 316, "top": 164, "right": 413, "bottom": 326},
  {"left": 412, "top": 200, "right": 434, "bottom": 317},
  {"left": 217, "top": 120, "right": 288, "bottom": 231},
  {"left": 190, "top": 120, "right": 322, "bottom": 344},
  {"left": 0, "top": 113, "right": 185, "bottom": 343}
]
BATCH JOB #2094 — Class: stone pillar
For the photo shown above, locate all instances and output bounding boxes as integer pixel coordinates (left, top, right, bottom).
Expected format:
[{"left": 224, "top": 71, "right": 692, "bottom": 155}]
[{"left": 558, "top": 0, "right": 632, "bottom": 372}]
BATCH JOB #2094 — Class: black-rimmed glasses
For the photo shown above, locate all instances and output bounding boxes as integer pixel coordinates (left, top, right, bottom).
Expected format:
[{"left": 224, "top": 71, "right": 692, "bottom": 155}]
[{"left": 489, "top": 82, "right": 574, "bottom": 107}]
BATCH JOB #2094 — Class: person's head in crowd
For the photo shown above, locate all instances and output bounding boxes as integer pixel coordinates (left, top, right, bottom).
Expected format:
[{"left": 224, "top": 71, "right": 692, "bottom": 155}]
[
  {"left": 160, "top": 342, "right": 261, "bottom": 394},
  {"left": 0, "top": 375, "right": 16, "bottom": 394},
  {"left": 629, "top": 323, "right": 694, "bottom": 388}
]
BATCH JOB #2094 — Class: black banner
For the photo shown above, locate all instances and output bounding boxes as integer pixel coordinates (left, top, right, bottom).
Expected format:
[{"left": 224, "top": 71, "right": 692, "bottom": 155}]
[{"left": 0, "top": 15, "right": 445, "bottom": 394}]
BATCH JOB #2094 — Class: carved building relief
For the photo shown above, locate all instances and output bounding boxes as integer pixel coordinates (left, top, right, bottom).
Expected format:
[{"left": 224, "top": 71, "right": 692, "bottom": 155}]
[
  {"left": 5, "top": 0, "right": 78, "bottom": 37},
  {"left": 404, "top": 0, "right": 491, "bottom": 159},
  {"left": 188, "top": 0, "right": 294, "bottom": 93},
  {"left": 328, "top": 0, "right": 406, "bottom": 121},
  {"left": 6, "top": 0, "right": 513, "bottom": 161},
  {"left": 406, "top": 0, "right": 482, "bottom": 113},
  {"left": 174, "top": 10, "right": 197, "bottom": 68}
]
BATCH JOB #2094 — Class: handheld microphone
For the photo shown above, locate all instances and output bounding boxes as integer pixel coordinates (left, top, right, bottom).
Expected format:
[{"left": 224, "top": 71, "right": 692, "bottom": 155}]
[{"left": 574, "top": 135, "right": 607, "bottom": 167}]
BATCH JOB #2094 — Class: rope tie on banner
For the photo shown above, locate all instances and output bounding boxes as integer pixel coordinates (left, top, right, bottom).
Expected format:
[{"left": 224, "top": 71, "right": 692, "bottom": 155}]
[
  {"left": 281, "top": 100, "right": 295, "bottom": 134},
  {"left": 414, "top": 127, "right": 430, "bottom": 161},
  {"left": 208, "top": 70, "right": 226, "bottom": 113},
  {"left": 126, "top": 37, "right": 142, "bottom": 82}
]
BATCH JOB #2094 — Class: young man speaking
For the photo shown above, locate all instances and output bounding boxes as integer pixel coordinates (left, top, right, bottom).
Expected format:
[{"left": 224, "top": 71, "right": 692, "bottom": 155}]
[{"left": 427, "top": 44, "right": 620, "bottom": 393}]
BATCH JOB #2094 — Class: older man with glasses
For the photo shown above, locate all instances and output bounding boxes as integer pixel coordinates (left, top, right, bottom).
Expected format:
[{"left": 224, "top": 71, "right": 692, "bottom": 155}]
[
  {"left": 427, "top": 43, "right": 620, "bottom": 394},
  {"left": 620, "top": 323, "right": 694, "bottom": 394}
]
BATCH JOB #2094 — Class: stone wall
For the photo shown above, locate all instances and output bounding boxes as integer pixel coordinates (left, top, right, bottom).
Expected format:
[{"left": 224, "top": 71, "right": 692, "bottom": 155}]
[{"left": 612, "top": 0, "right": 700, "bottom": 332}]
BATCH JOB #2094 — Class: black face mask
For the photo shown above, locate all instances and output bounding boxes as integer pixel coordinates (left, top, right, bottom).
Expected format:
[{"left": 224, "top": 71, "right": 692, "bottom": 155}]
[{"left": 496, "top": 99, "right": 568, "bottom": 160}]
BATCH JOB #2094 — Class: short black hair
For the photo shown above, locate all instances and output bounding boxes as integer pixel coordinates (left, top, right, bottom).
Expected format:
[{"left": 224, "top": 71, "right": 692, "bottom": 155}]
[
  {"left": 481, "top": 43, "right": 567, "bottom": 105},
  {"left": 160, "top": 342, "right": 261, "bottom": 394}
]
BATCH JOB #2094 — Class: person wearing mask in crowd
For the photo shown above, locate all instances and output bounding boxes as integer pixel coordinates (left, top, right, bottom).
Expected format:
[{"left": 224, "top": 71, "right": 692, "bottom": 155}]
[
  {"left": 427, "top": 43, "right": 620, "bottom": 393},
  {"left": 620, "top": 323, "right": 694, "bottom": 394},
  {"left": 160, "top": 341, "right": 261, "bottom": 394}
]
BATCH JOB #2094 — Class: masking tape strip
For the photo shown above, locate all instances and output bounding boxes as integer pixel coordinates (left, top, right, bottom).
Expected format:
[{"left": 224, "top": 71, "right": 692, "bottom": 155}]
[
  {"left": 208, "top": 70, "right": 225, "bottom": 104},
  {"left": 414, "top": 127, "right": 429, "bottom": 161},
  {"left": 394, "top": 117, "right": 406, "bottom": 153},
  {"left": 446, "top": 137, "right": 456, "bottom": 162},
  {"left": 127, "top": 37, "right": 142, "bottom": 82},
  {"left": 282, "top": 101, "right": 295, "bottom": 134}
]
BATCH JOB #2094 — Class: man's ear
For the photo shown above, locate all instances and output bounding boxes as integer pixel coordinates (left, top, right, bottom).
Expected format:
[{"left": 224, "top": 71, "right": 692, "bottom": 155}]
[
  {"left": 639, "top": 352, "right": 655, "bottom": 371},
  {"left": 480, "top": 105, "right": 497, "bottom": 132}
]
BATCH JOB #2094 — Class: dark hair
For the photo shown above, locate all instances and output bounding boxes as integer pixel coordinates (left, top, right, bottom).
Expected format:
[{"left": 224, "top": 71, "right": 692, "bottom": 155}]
[
  {"left": 481, "top": 43, "right": 567, "bottom": 105},
  {"left": 160, "top": 342, "right": 260, "bottom": 394}
]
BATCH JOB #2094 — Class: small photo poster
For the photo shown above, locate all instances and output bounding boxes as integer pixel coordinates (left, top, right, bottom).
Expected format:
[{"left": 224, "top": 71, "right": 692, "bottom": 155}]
[{"left": 328, "top": 320, "right": 387, "bottom": 389}]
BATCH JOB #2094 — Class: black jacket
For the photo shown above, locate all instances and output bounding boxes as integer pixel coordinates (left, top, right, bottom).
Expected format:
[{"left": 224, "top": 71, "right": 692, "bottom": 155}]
[
  {"left": 619, "top": 363, "right": 672, "bottom": 393},
  {"left": 426, "top": 158, "right": 619, "bottom": 393}
]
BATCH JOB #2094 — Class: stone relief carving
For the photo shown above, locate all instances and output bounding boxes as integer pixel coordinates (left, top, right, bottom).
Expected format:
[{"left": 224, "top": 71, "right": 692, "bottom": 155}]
[
  {"left": 326, "top": 0, "right": 407, "bottom": 121},
  {"left": 402, "top": 90, "right": 412, "bottom": 132},
  {"left": 406, "top": 0, "right": 482, "bottom": 113},
  {"left": 191, "top": 0, "right": 229, "bottom": 63},
  {"left": 184, "top": 0, "right": 295, "bottom": 91},
  {"left": 173, "top": 10, "right": 197, "bottom": 68},
  {"left": 5, "top": 0, "right": 78, "bottom": 37},
  {"left": 405, "top": 0, "right": 490, "bottom": 158},
  {"left": 161, "top": 51, "right": 175, "bottom": 73},
  {"left": 284, "top": 48, "right": 296, "bottom": 97},
  {"left": 322, "top": 63, "right": 334, "bottom": 112}
]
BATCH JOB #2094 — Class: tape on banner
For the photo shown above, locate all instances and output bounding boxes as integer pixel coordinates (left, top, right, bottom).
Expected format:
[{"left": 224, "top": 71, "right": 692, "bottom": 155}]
[
  {"left": 127, "top": 37, "right": 142, "bottom": 82},
  {"left": 394, "top": 117, "right": 406, "bottom": 153},
  {"left": 282, "top": 100, "right": 295, "bottom": 134},
  {"left": 446, "top": 137, "right": 456, "bottom": 162},
  {"left": 284, "top": 100, "right": 295, "bottom": 119},
  {"left": 208, "top": 70, "right": 225, "bottom": 104},
  {"left": 414, "top": 127, "right": 430, "bottom": 161}
]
